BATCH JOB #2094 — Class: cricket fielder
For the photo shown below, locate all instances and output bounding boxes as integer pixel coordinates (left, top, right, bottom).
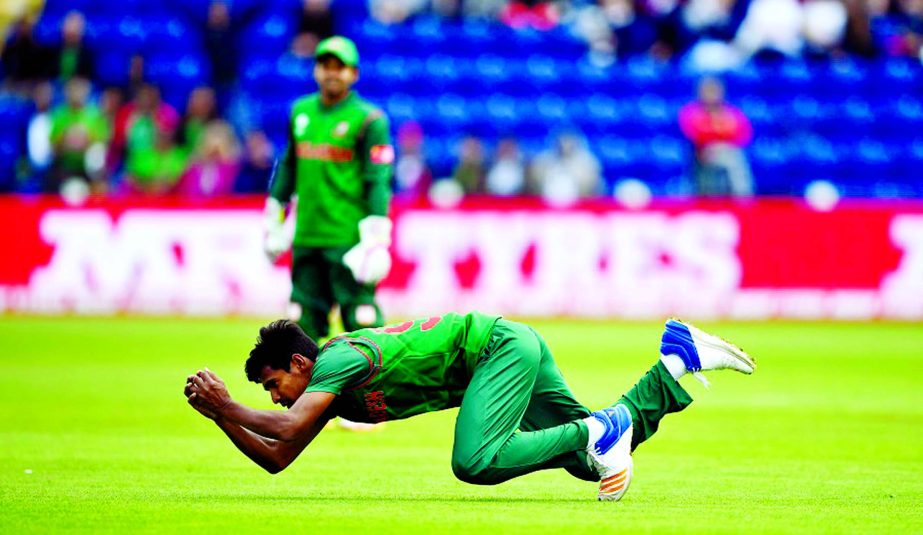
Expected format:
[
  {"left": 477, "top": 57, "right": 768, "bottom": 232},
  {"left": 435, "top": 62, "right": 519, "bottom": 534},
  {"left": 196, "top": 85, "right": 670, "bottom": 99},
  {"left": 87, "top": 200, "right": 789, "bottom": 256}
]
[
  {"left": 185, "top": 313, "right": 756, "bottom": 501},
  {"left": 264, "top": 35, "right": 394, "bottom": 340}
]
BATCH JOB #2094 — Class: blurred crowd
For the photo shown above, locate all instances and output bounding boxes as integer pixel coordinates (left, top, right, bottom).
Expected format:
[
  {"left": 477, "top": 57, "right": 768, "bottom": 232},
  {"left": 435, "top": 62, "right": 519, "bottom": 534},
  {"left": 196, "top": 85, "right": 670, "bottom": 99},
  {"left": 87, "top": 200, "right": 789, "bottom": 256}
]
[
  {"left": 394, "top": 72, "right": 753, "bottom": 205},
  {"left": 0, "top": 0, "right": 921, "bottom": 201},
  {"left": 395, "top": 124, "right": 610, "bottom": 205},
  {"left": 372, "top": 0, "right": 923, "bottom": 65},
  {"left": 0, "top": 6, "right": 288, "bottom": 198}
]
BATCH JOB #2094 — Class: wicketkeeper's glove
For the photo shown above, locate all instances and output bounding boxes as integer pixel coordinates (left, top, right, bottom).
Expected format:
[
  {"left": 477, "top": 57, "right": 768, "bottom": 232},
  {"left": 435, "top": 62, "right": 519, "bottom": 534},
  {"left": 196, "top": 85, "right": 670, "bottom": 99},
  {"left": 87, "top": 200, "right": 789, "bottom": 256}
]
[
  {"left": 263, "top": 197, "right": 290, "bottom": 262},
  {"left": 342, "top": 215, "right": 393, "bottom": 284}
]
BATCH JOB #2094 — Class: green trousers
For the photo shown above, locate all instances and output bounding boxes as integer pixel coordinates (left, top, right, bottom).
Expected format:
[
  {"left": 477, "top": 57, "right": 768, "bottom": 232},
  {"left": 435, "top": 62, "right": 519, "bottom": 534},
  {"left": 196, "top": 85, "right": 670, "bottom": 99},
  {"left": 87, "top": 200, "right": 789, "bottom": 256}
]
[
  {"left": 451, "top": 319, "right": 693, "bottom": 485},
  {"left": 290, "top": 246, "right": 384, "bottom": 339}
]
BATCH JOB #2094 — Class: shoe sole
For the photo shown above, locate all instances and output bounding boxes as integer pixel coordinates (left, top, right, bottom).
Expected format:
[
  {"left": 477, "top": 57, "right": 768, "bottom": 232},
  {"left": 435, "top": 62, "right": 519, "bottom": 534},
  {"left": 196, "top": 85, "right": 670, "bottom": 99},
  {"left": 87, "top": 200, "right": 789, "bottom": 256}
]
[{"left": 673, "top": 318, "right": 757, "bottom": 374}]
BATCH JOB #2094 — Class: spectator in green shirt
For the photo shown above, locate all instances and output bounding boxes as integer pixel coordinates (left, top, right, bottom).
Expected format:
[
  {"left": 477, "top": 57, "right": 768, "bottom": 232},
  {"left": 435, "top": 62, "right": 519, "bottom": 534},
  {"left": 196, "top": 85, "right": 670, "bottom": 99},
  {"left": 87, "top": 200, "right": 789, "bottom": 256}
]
[
  {"left": 123, "top": 119, "right": 189, "bottom": 195},
  {"left": 49, "top": 77, "right": 109, "bottom": 194},
  {"left": 54, "top": 11, "right": 94, "bottom": 83},
  {"left": 178, "top": 86, "right": 218, "bottom": 154}
]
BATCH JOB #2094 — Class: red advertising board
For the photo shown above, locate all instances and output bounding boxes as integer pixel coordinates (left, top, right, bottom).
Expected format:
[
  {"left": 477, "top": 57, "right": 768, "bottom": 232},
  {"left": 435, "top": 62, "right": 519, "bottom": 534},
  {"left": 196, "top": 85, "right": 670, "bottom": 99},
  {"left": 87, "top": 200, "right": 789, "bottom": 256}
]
[{"left": 2, "top": 195, "right": 922, "bottom": 319}]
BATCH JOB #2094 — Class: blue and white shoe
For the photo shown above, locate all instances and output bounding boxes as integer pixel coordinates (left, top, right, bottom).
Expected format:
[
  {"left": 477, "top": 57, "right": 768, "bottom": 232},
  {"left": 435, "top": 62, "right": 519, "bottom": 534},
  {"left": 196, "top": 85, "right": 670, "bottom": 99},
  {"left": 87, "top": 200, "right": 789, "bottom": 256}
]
[
  {"left": 661, "top": 318, "right": 756, "bottom": 387},
  {"left": 586, "top": 404, "right": 633, "bottom": 502}
]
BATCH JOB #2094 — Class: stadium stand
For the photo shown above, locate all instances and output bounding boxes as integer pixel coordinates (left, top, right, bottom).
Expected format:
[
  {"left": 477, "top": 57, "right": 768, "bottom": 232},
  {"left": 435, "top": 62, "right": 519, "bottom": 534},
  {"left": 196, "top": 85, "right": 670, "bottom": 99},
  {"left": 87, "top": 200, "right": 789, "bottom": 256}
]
[{"left": 1, "top": 0, "right": 922, "bottom": 197}]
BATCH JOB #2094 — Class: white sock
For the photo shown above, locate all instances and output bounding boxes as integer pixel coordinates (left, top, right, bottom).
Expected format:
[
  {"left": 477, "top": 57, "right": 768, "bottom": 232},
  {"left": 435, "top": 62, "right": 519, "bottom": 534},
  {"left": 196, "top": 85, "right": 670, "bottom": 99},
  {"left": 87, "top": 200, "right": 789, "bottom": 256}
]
[
  {"left": 583, "top": 414, "right": 606, "bottom": 447},
  {"left": 660, "top": 353, "right": 688, "bottom": 381}
]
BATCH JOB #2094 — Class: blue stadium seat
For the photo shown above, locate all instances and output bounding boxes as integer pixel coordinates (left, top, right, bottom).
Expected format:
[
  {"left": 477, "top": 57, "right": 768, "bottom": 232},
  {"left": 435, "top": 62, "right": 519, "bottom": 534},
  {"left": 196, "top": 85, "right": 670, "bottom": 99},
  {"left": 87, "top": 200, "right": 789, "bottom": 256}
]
[
  {"left": 145, "top": 53, "right": 210, "bottom": 110},
  {"left": 574, "top": 61, "right": 616, "bottom": 98},
  {"left": 32, "top": 13, "right": 66, "bottom": 46},
  {"left": 483, "top": 94, "right": 521, "bottom": 131},
  {"left": 352, "top": 20, "right": 398, "bottom": 61},
  {"left": 161, "top": 0, "right": 213, "bottom": 23},
  {"left": 873, "top": 57, "right": 923, "bottom": 95},
  {"left": 238, "top": 13, "right": 295, "bottom": 59},
  {"left": 472, "top": 54, "right": 519, "bottom": 95},
  {"left": 578, "top": 94, "right": 627, "bottom": 136},
  {"left": 143, "top": 16, "right": 203, "bottom": 55},
  {"left": 331, "top": 0, "right": 369, "bottom": 24},
  {"left": 407, "top": 17, "right": 450, "bottom": 55},
  {"left": 365, "top": 55, "right": 424, "bottom": 95},
  {"left": 423, "top": 54, "right": 466, "bottom": 94},
  {"left": 385, "top": 93, "right": 433, "bottom": 124},
  {"left": 808, "top": 137, "right": 840, "bottom": 165},
  {"left": 240, "top": 58, "right": 277, "bottom": 92},
  {"left": 456, "top": 20, "right": 502, "bottom": 57},
  {"left": 523, "top": 55, "right": 564, "bottom": 94},
  {"left": 41, "top": 0, "right": 110, "bottom": 17},
  {"left": 95, "top": 50, "right": 135, "bottom": 87},
  {"left": 534, "top": 93, "right": 569, "bottom": 124}
]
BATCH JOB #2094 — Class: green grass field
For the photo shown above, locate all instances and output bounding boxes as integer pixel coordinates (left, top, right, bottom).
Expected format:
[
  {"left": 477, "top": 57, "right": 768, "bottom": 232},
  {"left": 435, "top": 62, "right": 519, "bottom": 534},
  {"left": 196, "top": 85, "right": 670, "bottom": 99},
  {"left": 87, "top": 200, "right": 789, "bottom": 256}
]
[{"left": 1, "top": 316, "right": 922, "bottom": 534}]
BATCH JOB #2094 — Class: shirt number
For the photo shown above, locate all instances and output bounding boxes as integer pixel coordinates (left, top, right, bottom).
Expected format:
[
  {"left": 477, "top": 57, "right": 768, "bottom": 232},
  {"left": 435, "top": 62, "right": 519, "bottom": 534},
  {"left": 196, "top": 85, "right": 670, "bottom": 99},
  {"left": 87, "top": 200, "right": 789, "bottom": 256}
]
[{"left": 373, "top": 316, "right": 442, "bottom": 334}]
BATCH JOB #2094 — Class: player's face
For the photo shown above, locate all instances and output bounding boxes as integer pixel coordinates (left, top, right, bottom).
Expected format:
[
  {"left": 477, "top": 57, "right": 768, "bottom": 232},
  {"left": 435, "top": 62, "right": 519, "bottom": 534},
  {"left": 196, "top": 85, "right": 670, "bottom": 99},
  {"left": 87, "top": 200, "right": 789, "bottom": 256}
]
[
  {"left": 314, "top": 55, "right": 358, "bottom": 100},
  {"left": 258, "top": 358, "right": 312, "bottom": 409}
]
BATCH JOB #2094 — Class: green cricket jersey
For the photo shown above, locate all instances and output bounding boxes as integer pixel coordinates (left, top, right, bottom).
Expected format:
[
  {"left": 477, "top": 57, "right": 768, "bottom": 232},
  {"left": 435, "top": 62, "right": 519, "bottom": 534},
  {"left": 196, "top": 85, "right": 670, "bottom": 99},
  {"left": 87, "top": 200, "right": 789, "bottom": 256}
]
[
  {"left": 305, "top": 312, "right": 502, "bottom": 423},
  {"left": 269, "top": 92, "right": 393, "bottom": 248},
  {"left": 49, "top": 104, "right": 110, "bottom": 174}
]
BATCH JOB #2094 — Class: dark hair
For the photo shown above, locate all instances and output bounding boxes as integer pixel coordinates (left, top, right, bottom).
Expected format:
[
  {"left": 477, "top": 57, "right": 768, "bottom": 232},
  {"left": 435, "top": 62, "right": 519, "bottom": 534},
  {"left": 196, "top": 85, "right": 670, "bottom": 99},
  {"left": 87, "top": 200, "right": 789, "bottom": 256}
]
[{"left": 245, "top": 320, "right": 319, "bottom": 383}]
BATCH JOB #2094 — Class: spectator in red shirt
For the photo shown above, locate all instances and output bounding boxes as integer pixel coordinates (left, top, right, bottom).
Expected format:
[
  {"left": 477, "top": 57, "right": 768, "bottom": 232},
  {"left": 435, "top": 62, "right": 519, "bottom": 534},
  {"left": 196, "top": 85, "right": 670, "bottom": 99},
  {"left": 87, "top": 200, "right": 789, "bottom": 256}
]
[
  {"left": 500, "top": 0, "right": 559, "bottom": 31},
  {"left": 679, "top": 76, "right": 754, "bottom": 197},
  {"left": 891, "top": 0, "right": 923, "bottom": 59},
  {"left": 107, "top": 84, "right": 180, "bottom": 177}
]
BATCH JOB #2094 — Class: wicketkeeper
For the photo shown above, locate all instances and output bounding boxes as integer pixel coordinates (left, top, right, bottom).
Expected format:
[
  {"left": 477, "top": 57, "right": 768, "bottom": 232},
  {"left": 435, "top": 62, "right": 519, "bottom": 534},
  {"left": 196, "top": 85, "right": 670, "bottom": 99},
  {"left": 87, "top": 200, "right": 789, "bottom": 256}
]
[{"left": 264, "top": 35, "right": 395, "bottom": 340}]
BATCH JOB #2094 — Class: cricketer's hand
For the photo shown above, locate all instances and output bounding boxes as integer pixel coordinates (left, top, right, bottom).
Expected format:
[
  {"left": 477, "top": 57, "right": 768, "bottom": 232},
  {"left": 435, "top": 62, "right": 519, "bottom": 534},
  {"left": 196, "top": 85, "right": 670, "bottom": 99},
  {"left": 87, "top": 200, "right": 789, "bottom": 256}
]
[
  {"left": 263, "top": 197, "right": 290, "bottom": 262},
  {"left": 186, "top": 368, "right": 232, "bottom": 417},
  {"left": 343, "top": 216, "right": 393, "bottom": 284}
]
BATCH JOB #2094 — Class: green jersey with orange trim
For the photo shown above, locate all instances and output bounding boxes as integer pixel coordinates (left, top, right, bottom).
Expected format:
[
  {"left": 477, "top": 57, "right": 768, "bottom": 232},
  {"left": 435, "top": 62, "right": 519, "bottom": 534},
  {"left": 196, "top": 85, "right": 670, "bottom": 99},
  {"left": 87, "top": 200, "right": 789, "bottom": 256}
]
[
  {"left": 304, "top": 312, "right": 501, "bottom": 423},
  {"left": 268, "top": 91, "right": 393, "bottom": 248}
]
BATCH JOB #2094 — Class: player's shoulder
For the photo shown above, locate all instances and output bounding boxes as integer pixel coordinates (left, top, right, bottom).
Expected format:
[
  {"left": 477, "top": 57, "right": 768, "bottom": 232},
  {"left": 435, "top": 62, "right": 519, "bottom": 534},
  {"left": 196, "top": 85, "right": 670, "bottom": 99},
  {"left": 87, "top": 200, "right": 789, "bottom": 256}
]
[
  {"left": 319, "top": 335, "right": 380, "bottom": 362},
  {"left": 352, "top": 94, "right": 389, "bottom": 124}
]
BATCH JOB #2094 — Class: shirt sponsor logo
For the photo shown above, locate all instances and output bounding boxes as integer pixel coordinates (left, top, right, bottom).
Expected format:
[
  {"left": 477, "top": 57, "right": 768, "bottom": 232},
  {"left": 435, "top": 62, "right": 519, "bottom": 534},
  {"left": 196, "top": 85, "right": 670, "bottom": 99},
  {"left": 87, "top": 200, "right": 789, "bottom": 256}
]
[
  {"left": 364, "top": 390, "right": 388, "bottom": 422},
  {"left": 370, "top": 144, "right": 395, "bottom": 165},
  {"left": 294, "top": 114, "right": 310, "bottom": 136},
  {"left": 296, "top": 142, "right": 354, "bottom": 162}
]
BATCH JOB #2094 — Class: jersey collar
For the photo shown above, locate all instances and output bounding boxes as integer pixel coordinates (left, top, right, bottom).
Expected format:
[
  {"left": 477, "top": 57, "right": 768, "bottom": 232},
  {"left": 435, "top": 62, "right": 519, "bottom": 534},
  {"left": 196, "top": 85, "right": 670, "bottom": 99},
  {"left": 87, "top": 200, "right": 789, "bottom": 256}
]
[{"left": 319, "top": 91, "right": 356, "bottom": 111}]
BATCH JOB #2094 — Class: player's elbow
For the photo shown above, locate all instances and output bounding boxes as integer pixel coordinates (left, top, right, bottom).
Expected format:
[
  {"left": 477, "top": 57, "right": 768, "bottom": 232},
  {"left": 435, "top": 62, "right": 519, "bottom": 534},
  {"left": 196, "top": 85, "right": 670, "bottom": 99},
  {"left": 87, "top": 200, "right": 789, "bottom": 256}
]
[
  {"left": 263, "top": 457, "right": 291, "bottom": 474},
  {"left": 263, "top": 462, "right": 282, "bottom": 474},
  {"left": 264, "top": 461, "right": 286, "bottom": 474}
]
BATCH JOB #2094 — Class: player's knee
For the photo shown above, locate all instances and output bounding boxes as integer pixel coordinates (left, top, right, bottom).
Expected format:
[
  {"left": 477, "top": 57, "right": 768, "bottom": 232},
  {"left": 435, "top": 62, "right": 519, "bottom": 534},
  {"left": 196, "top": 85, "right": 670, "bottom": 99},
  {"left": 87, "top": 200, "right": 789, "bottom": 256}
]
[{"left": 451, "top": 458, "right": 494, "bottom": 485}]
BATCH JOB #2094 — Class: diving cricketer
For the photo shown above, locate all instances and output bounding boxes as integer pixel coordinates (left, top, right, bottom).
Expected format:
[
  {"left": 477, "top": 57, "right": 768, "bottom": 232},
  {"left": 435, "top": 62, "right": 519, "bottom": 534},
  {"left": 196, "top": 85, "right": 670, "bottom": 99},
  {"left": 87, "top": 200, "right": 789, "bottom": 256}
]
[
  {"left": 263, "top": 35, "right": 394, "bottom": 340},
  {"left": 185, "top": 313, "right": 755, "bottom": 501}
]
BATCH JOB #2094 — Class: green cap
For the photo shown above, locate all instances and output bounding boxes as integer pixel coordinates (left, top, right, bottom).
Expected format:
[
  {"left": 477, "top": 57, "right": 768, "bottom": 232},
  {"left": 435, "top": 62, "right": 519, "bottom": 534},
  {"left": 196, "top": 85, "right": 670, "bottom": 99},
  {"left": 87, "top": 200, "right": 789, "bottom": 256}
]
[{"left": 315, "top": 36, "right": 359, "bottom": 67}]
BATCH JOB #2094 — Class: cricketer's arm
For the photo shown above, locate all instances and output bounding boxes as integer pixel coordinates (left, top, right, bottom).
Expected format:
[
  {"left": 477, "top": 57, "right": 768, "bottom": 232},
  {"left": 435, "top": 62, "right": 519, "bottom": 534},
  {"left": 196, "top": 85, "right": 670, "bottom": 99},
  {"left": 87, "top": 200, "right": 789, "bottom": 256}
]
[
  {"left": 213, "top": 415, "right": 327, "bottom": 473},
  {"left": 188, "top": 393, "right": 328, "bottom": 473},
  {"left": 268, "top": 129, "right": 297, "bottom": 204},
  {"left": 359, "top": 111, "right": 393, "bottom": 217},
  {"left": 263, "top": 130, "right": 297, "bottom": 260},
  {"left": 186, "top": 369, "right": 336, "bottom": 467}
]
